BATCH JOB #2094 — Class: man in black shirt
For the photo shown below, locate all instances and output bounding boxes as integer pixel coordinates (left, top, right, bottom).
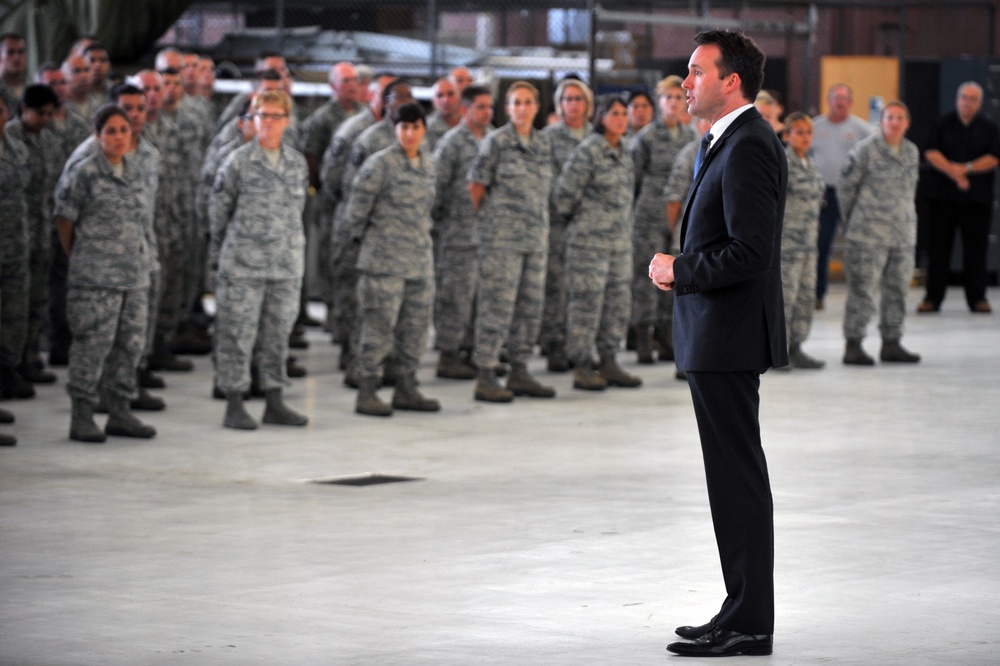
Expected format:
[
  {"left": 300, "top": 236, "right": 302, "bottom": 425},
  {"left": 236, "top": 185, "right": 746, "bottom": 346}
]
[{"left": 920, "top": 82, "right": 1000, "bottom": 313}]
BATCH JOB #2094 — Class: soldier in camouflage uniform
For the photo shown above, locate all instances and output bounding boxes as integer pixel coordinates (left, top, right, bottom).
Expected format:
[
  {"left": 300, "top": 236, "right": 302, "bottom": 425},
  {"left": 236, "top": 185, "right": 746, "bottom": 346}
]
[
  {"left": 425, "top": 78, "right": 461, "bottom": 150},
  {"left": 629, "top": 76, "right": 696, "bottom": 364},
  {"left": 468, "top": 81, "right": 556, "bottom": 402},
  {"left": 55, "top": 105, "right": 157, "bottom": 442},
  {"left": 333, "top": 78, "right": 415, "bottom": 381},
  {"left": 0, "top": 96, "right": 32, "bottom": 405},
  {"left": 839, "top": 101, "right": 921, "bottom": 366},
  {"left": 35, "top": 64, "right": 92, "bottom": 367},
  {"left": 6, "top": 85, "right": 62, "bottom": 388},
  {"left": 538, "top": 78, "right": 593, "bottom": 372},
  {"left": 210, "top": 90, "right": 310, "bottom": 430},
  {"left": 555, "top": 96, "right": 641, "bottom": 392},
  {"left": 779, "top": 113, "right": 827, "bottom": 369},
  {"left": 0, "top": 34, "right": 26, "bottom": 120},
  {"left": 319, "top": 75, "right": 392, "bottom": 362},
  {"left": 131, "top": 70, "right": 194, "bottom": 373},
  {"left": 344, "top": 102, "right": 440, "bottom": 416},
  {"left": 431, "top": 85, "right": 494, "bottom": 380}
]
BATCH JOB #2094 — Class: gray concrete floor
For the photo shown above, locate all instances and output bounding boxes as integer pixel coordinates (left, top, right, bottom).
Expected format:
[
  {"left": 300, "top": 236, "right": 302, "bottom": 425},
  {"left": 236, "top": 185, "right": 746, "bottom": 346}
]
[{"left": 2, "top": 283, "right": 999, "bottom": 665}]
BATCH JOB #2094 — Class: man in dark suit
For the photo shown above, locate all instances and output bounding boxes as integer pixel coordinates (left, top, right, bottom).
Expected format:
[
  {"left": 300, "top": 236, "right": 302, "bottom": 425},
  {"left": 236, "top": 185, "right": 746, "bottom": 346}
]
[{"left": 649, "top": 30, "right": 787, "bottom": 657}]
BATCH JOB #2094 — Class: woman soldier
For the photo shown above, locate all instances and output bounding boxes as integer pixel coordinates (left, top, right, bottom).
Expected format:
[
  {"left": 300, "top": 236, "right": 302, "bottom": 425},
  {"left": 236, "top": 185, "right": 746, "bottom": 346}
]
[
  {"left": 54, "top": 104, "right": 157, "bottom": 442},
  {"left": 344, "top": 101, "right": 440, "bottom": 416},
  {"left": 556, "top": 95, "right": 642, "bottom": 391},
  {"left": 210, "top": 90, "right": 309, "bottom": 430}
]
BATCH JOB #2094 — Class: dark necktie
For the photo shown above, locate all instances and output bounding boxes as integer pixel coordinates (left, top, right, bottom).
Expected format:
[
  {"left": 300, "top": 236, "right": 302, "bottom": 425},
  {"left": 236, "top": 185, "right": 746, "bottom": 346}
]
[{"left": 693, "top": 132, "right": 713, "bottom": 179}]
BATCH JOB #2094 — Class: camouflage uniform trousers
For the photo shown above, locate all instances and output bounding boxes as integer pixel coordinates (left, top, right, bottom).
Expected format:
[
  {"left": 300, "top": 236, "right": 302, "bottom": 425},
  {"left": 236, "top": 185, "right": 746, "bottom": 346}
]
[
  {"left": 434, "top": 245, "right": 478, "bottom": 353},
  {"left": 23, "top": 216, "right": 53, "bottom": 362},
  {"left": 842, "top": 241, "right": 915, "bottom": 341},
  {"left": 354, "top": 272, "right": 434, "bottom": 379},
  {"left": 66, "top": 286, "right": 149, "bottom": 402},
  {"left": 0, "top": 240, "right": 29, "bottom": 369},
  {"left": 154, "top": 228, "right": 187, "bottom": 344},
  {"left": 780, "top": 247, "right": 818, "bottom": 346},
  {"left": 315, "top": 195, "right": 338, "bottom": 308},
  {"left": 565, "top": 246, "right": 632, "bottom": 364},
  {"left": 330, "top": 229, "right": 360, "bottom": 346},
  {"left": 631, "top": 218, "right": 673, "bottom": 327},
  {"left": 181, "top": 209, "right": 209, "bottom": 321},
  {"left": 473, "top": 247, "right": 547, "bottom": 369},
  {"left": 539, "top": 217, "right": 568, "bottom": 349},
  {"left": 214, "top": 275, "right": 301, "bottom": 394}
]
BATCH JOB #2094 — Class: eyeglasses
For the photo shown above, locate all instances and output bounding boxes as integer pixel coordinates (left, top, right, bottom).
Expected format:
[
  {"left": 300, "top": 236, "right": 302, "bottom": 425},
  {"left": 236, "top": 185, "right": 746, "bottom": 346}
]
[{"left": 255, "top": 112, "right": 288, "bottom": 121}]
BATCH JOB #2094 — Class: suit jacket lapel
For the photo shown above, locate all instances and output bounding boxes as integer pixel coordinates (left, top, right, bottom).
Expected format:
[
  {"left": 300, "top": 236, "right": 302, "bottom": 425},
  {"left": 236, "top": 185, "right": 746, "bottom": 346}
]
[{"left": 679, "top": 107, "right": 763, "bottom": 251}]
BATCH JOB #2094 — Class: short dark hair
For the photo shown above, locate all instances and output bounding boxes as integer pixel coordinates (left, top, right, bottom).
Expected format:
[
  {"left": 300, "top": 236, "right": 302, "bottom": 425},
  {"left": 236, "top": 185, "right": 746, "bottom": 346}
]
[
  {"left": 35, "top": 61, "right": 61, "bottom": 78},
  {"left": 391, "top": 101, "right": 425, "bottom": 126},
  {"left": 694, "top": 30, "right": 766, "bottom": 103},
  {"left": 0, "top": 32, "right": 25, "bottom": 46},
  {"left": 109, "top": 83, "right": 144, "bottom": 103},
  {"left": 381, "top": 78, "right": 408, "bottom": 107},
  {"left": 82, "top": 42, "right": 107, "bottom": 56},
  {"left": 93, "top": 103, "right": 130, "bottom": 133},
  {"left": 627, "top": 90, "right": 653, "bottom": 108},
  {"left": 256, "top": 68, "right": 282, "bottom": 83},
  {"left": 592, "top": 94, "right": 628, "bottom": 135},
  {"left": 20, "top": 84, "right": 58, "bottom": 111},
  {"left": 461, "top": 85, "right": 492, "bottom": 106}
]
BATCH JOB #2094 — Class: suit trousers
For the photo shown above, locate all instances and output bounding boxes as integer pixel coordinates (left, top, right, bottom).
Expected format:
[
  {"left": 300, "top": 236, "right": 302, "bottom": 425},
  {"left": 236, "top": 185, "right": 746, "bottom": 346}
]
[{"left": 686, "top": 370, "right": 774, "bottom": 635}]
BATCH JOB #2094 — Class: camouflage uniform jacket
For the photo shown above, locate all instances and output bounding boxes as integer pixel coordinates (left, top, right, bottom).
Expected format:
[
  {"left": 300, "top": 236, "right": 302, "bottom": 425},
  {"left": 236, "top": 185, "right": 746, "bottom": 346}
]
[
  {"left": 541, "top": 120, "right": 589, "bottom": 225},
  {"left": 197, "top": 135, "right": 247, "bottom": 233},
  {"left": 4, "top": 121, "right": 61, "bottom": 235},
  {"left": 0, "top": 133, "right": 30, "bottom": 259},
  {"left": 431, "top": 122, "right": 482, "bottom": 248},
  {"left": 630, "top": 121, "right": 696, "bottom": 221},
  {"left": 663, "top": 137, "right": 698, "bottom": 205},
  {"left": 50, "top": 110, "right": 92, "bottom": 166},
  {"left": 141, "top": 116, "right": 188, "bottom": 235},
  {"left": 53, "top": 149, "right": 155, "bottom": 289},
  {"left": 299, "top": 98, "right": 359, "bottom": 159},
  {"left": 468, "top": 123, "right": 554, "bottom": 251},
  {"left": 839, "top": 133, "right": 920, "bottom": 247},
  {"left": 554, "top": 133, "right": 634, "bottom": 252},
  {"left": 342, "top": 117, "right": 396, "bottom": 198},
  {"left": 425, "top": 111, "right": 457, "bottom": 151},
  {"left": 210, "top": 138, "right": 309, "bottom": 280},
  {"left": 319, "top": 107, "right": 376, "bottom": 205},
  {"left": 782, "top": 144, "right": 826, "bottom": 250},
  {"left": 344, "top": 143, "right": 435, "bottom": 281}
]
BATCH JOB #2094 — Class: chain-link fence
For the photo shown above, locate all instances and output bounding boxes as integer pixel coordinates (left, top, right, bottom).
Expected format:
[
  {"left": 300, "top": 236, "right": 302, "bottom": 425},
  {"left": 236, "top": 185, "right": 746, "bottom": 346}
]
[{"left": 157, "top": 1, "right": 997, "bottom": 117}]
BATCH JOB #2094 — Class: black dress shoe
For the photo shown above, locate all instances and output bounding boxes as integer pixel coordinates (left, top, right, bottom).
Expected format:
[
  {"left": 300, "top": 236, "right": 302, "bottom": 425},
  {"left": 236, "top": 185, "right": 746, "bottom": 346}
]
[
  {"left": 667, "top": 627, "right": 772, "bottom": 657},
  {"left": 675, "top": 615, "right": 717, "bottom": 640}
]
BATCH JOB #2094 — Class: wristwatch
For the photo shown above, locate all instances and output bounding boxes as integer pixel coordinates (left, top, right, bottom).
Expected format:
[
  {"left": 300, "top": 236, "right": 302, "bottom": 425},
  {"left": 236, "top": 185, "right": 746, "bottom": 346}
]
[{"left": 965, "top": 161, "right": 974, "bottom": 173}]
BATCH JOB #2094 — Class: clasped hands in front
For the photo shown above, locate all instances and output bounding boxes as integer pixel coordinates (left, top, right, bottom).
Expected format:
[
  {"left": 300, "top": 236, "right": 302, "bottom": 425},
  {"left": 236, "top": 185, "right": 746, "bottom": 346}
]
[{"left": 649, "top": 252, "right": 675, "bottom": 291}]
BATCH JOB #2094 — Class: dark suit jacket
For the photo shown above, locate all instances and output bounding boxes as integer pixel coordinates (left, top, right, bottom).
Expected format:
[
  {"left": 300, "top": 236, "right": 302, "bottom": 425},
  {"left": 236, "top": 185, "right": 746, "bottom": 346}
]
[{"left": 674, "top": 107, "right": 788, "bottom": 372}]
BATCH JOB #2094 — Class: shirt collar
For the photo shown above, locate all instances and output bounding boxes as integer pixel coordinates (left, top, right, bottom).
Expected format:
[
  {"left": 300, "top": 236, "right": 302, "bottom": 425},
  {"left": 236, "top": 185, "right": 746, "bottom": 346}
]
[{"left": 707, "top": 103, "right": 755, "bottom": 150}]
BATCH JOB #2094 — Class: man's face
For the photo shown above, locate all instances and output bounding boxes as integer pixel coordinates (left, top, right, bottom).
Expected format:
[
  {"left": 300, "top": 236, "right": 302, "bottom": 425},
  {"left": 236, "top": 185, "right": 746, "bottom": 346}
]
[
  {"left": 449, "top": 67, "right": 474, "bottom": 91},
  {"left": 86, "top": 49, "right": 110, "bottom": 86},
  {"left": 198, "top": 58, "right": 216, "bottom": 93},
  {"left": 63, "top": 56, "right": 91, "bottom": 97},
  {"left": 157, "top": 50, "right": 183, "bottom": 72},
  {"left": 136, "top": 72, "right": 163, "bottom": 115},
  {"left": 385, "top": 83, "right": 413, "bottom": 116},
  {"left": 433, "top": 80, "right": 459, "bottom": 118},
  {"left": 463, "top": 93, "right": 494, "bottom": 132},
  {"left": 160, "top": 72, "right": 183, "bottom": 107},
  {"left": 117, "top": 93, "right": 147, "bottom": 136},
  {"left": 331, "top": 63, "right": 359, "bottom": 104},
  {"left": 827, "top": 86, "right": 851, "bottom": 121},
  {"left": 559, "top": 84, "right": 588, "bottom": 126},
  {"left": 0, "top": 38, "right": 27, "bottom": 79},
  {"left": 880, "top": 105, "right": 910, "bottom": 145},
  {"left": 957, "top": 85, "right": 982, "bottom": 124},
  {"left": 182, "top": 54, "right": 200, "bottom": 88},
  {"left": 260, "top": 56, "right": 291, "bottom": 93},
  {"left": 682, "top": 44, "right": 731, "bottom": 122},
  {"left": 39, "top": 70, "right": 69, "bottom": 104},
  {"left": 21, "top": 104, "right": 55, "bottom": 132}
]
